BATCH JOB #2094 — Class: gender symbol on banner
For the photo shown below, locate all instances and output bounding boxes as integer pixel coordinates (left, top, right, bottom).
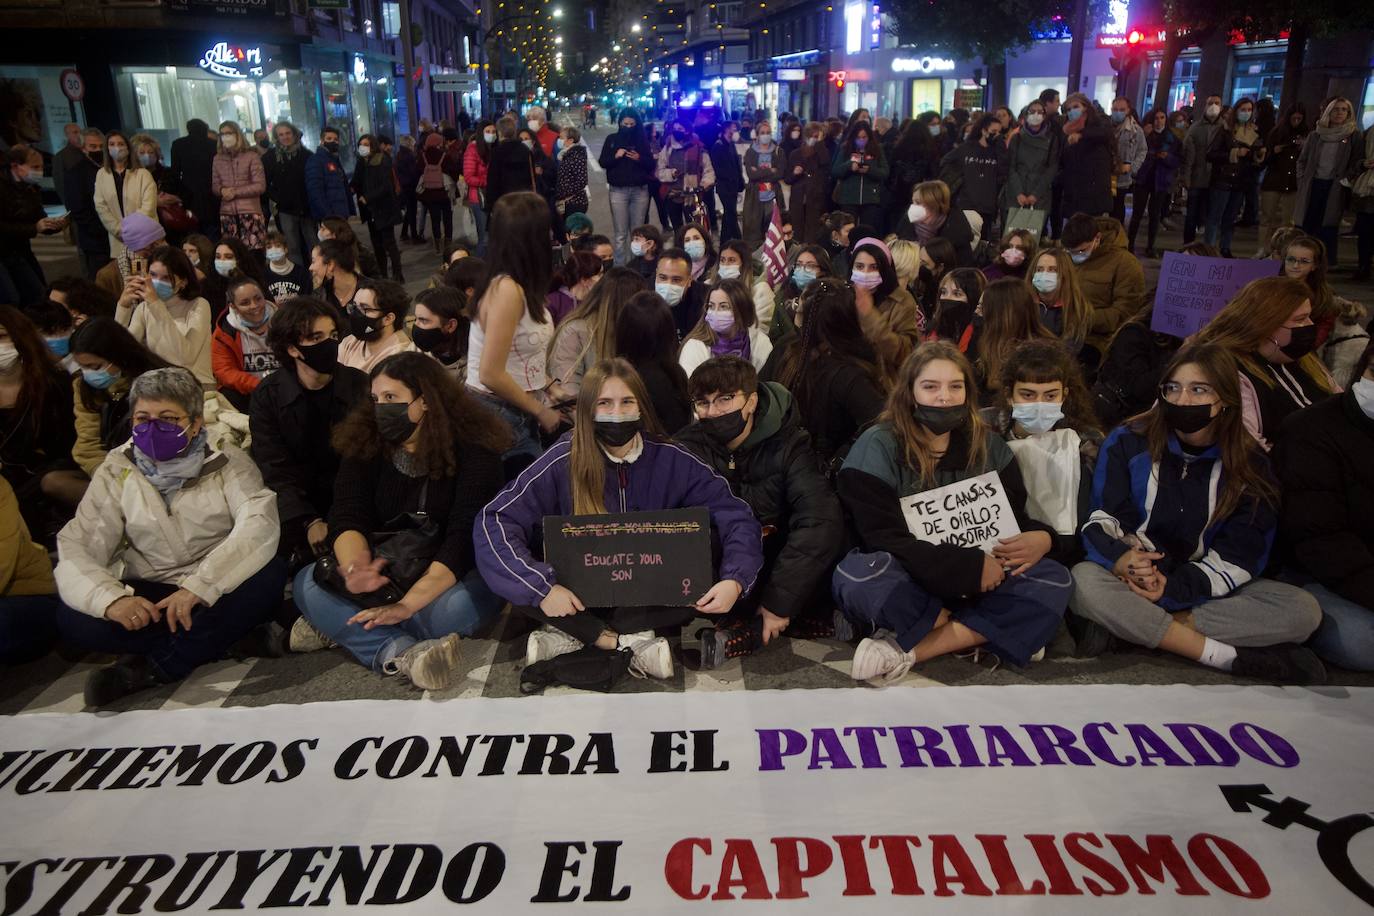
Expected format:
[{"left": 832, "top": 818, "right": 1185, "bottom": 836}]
[{"left": 1221, "top": 784, "right": 1374, "bottom": 908}]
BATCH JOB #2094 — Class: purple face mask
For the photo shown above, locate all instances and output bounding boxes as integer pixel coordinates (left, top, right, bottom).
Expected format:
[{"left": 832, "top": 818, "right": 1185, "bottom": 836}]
[
  {"left": 854, "top": 136, "right": 868, "bottom": 150},
  {"left": 132, "top": 419, "right": 191, "bottom": 461}
]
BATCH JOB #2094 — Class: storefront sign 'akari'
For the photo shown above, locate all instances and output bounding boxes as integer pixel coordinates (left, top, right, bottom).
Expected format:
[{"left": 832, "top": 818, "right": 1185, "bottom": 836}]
[{"left": 198, "top": 42, "right": 264, "bottom": 79}]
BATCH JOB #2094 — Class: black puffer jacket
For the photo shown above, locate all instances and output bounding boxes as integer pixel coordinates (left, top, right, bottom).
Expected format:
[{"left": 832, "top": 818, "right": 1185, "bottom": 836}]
[
  {"left": 676, "top": 382, "right": 844, "bottom": 618},
  {"left": 351, "top": 152, "right": 401, "bottom": 228},
  {"left": 1277, "top": 390, "right": 1374, "bottom": 611},
  {"left": 484, "top": 139, "right": 535, "bottom": 212},
  {"left": 1090, "top": 315, "right": 1181, "bottom": 429}
]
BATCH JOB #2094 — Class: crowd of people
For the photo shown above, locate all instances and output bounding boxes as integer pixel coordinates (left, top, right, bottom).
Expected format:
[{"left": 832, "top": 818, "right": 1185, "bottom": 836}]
[{"left": 2, "top": 96, "right": 1373, "bottom": 705}]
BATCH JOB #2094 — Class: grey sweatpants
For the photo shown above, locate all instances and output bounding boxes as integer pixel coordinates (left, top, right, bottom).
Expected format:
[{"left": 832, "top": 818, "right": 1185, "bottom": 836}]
[{"left": 1069, "top": 562, "right": 1322, "bottom": 649}]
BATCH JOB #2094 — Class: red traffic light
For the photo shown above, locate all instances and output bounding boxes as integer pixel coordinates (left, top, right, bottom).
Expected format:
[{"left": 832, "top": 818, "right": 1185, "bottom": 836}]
[{"left": 1127, "top": 29, "right": 1143, "bottom": 44}]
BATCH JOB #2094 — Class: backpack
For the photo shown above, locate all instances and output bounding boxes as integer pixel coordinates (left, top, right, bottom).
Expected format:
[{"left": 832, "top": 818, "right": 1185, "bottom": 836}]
[
  {"left": 420, "top": 155, "right": 446, "bottom": 191},
  {"left": 519, "top": 645, "right": 634, "bottom": 694}
]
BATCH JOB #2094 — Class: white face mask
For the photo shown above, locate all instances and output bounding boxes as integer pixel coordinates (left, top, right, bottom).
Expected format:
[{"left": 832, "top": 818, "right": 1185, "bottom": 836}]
[
  {"left": 717, "top": 264, "right": 741, "bottom": 280},
  {"left": 1353, "top": 377, "right": 1374, "bottom": 419},
  {"left": 483, "top": 131, "right": 497, "bottom": 144},
  {"left": 1205, "top": 104, "right": 1221, "bottom": 119},
  {"left": 220, "top": 134, "right": 237, "bottom": 150},
  {"left": 908, "top": 203, "right": 927, "bottom": 224},
  {"left": 1026, "top": 113, "right": 1045, "bottom": 127},
  {"left": 527, "top": 120, "right": 541, "bottom": 133},
  {"left": 0, "top": 342, "right": 18, "bottom": 372}
]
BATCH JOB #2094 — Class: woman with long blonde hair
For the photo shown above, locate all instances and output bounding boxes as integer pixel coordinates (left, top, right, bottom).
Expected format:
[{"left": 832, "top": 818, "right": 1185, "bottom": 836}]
[
  {"left": 475, "top": 358, "right": 764, "bottom": 682},
  {"left": 1192, "top": 275, "right": 1335, "bottom": 450},
  {"left": 546, "top": 266, "right": 645, "bottom": 397},
  {"left": 833, "top": 342, "right": 1071, "bottom": 683}
]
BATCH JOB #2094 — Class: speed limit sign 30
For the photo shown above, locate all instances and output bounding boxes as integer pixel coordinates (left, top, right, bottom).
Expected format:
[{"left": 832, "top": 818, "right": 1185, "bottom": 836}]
[{"left": 59, "top": 69, "right": 85, "bottom": 103}]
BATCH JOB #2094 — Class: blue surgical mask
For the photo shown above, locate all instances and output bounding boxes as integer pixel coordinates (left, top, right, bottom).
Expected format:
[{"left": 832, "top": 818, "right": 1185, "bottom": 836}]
[
  {"left": 45, "top": 334, "right": 71, "bottom": 358},
  {"left": 1111, "top": 111, "right": 1126, "bottom": 124},
  {"left": 1353, "top": 377, "right": 1374, "bottom": 419},
  {"left": 1067, "top": 108, "right": 1084, "bottom": 122},
  {"left": 1011, "top": 401, "right": 1065, "bottom": 434},
  {"left": 656, "top": 282, "right": 685, "bottom": 306},
  {"left": 151, "top": 278, "right": 176, "bottom": 300},
  {"left": 717, "top": 264, "right": 741, "bottom": 280},
  {"left": 20, "top": 170, "right": 42, "bottom": 185},
  {"left": 685, "top": 240, "right": 707, "bottom": 261},
  {"left": 1236, "top": 110, "right": 1252, "bottom": 124},
  {"left": 215, "top": 258, "right": 237, "bottom": 277},
  {"left": 791, "top": 266, "right": 817, "bottom": 288},
  {"left": 1069, "top": 250, "right": 1090, "bottom": 265},
  {"left": 82, "top": 366, "right": 119, "bottom": 389},
  {"left": 266, "top": 247, "right": 288, "bottom": 263},
  {"left": 1032, "top": 271, "right": 1059, "bottom": 294},
  {"left": 138, "top": 152, "right": 157, "bottom": 167},
  {"left": 928, "top": 124, "right": 942, "bottom": 137}
]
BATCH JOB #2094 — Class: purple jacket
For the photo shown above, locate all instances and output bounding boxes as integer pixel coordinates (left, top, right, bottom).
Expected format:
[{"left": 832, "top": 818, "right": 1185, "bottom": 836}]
[{"left": 475, "top": 435, "right": 764, "bottom": 607}]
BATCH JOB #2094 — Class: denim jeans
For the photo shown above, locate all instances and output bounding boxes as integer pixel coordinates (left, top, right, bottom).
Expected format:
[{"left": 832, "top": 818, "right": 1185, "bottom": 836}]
[
  {"left": 1303, "top": 582, "right": 1374, "bottom": 672},
  {"left": 467, "top": 203, "right": 489, "bottom": 256},
  {"left": 473, "top": 390, "right": 544, "bottom": 477},
  {"left": 1183, "top": 187, "right": 1210, "bottom": 244},
  {"left": 294, "top": 565, "right": 503, "bottom": 672},
  {"left": 609, "top": 185, "right": 650, "bottom": 265},
  {"left": 1205, "top": 188, "right": 1245, "bottom": 252},
  {"left": 275, "top": 211, "right": 317, "bottom": 266},
  {"left": 56, "top": 558, "right": 288, "bottom": 681}
]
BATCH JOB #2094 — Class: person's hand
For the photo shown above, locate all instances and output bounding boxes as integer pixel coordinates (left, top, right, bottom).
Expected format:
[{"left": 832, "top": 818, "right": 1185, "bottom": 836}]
[
  {"left": 1025, "top": 194, "right": 1037, "bottom": 206},
  {"left": 157, "top": 192, "right": 180, "bottom": 207},
  {"left": 626, "top": 150, "right": 640, "bottom": 160},
  {"left": 540, "top": 584, "right": 584, "bottom": 618},
  {"left": 347, "top": 603, "right": 415, "bottom": 630},
  {"left": 35, "top": 217, "right": 59, "bottom": 234},
  {"left": 537, "top": 406, "right": 562, "bottom": 434},
  {"left": 1112, "top": 547, "right": 1164, "bottom": 587},
  {"left": 307, "top": 519, "right": 330, "bottom": 554},
  {"left": 106, "top": 595, "right": 160, "bottom": 631},
  {"left": 1120, "top": 163, "right": 1131, "bottom": 173},
  {"left": 118, "top": 275, "right": 145, "bottom": 309},
  {"left": 979, "top": 553, "right": 1006, "bottom": 593},
  {"left": 793, "top": 165, "right": 804, "bottom": 176},
  {"left": 222, "top": 186, "right": 236, "bottom": 200},
  {"left": 615, "top": 148, "right": 626, "bottom": 159},
  {"left": 991, "top": 530, "right": 1053, "bottom": 576},
  {"left": 1236, "top": 147, "right": 1250, "bottom": 158},
  {"left": 696, "top": 579, "right": 743, "bottom": 615},
  {"left": 535, "top": 166, "right": 543, "bottom": 175},
  {"left": 759, "top": 607, "right": 790, "bottom": 645},
  {"left": 1016, "top": 193, "right": 1029, "bottom": 206},
  {"left": 1127, "top": 571, "right": 1167, "bottom": 604},
  {"left": 155, "top": 587, "right": 204, "bottom": 632},
  {"left": 343, "top": 556, "right": 390, "bottom": 594},
  {"left": 1067, "top": 133, "right": 1081, "bottom": 146}
]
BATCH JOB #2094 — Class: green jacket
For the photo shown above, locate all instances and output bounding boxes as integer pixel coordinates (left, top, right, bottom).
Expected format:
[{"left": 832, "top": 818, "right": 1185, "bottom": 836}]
[{"left": 830, "top": 146, "right": 890, "bottom": 207}]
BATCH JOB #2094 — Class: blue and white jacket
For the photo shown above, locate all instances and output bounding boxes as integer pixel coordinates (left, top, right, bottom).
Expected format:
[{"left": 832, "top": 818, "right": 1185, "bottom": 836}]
[
  {"left": 474, "top": 434, "right": 763, "bottom": 607},
  {"left": 1081, "top": 426, "right": 1277, "bottom": 611}
]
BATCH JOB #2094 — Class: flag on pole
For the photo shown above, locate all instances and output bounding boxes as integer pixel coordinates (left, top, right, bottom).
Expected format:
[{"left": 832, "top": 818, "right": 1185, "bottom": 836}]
[{"left": 762, "top": 201, "right": 787, "bottom": 290}]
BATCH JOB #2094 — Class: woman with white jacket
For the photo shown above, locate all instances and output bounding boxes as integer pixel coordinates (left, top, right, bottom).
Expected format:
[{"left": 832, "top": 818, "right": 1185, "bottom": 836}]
[
  {"left": 115, "top": 242, "right": 214, "bottom": 388},
  {"left": 93, "top": 130, "right": 157, "bottom": 259},
  {"left": 679, "top": 278, "right": 772, "bottom": 377},
  {"left": 54, "top": 367, "right": 285, "bottom": 707}
]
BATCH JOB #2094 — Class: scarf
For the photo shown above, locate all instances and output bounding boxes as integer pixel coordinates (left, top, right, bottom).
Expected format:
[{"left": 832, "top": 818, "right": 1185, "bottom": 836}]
[
  {"left": 710, "top": 327, "right": 751, "bottom": 361},
  {"left": 133, "top": 430, "right": 209, "bottom": 505},
  {"left": 276, "top": 143, "right": 301, "bottom": 162},
  {"left": 1314, "top": 121, "right": 1357, "bottom": 141},
  {"left": 911, "top": 211, "right": 945, "bottom": 245},
  {"left": 1063, "top": 114, "right": 1086, "bottom": 137}
]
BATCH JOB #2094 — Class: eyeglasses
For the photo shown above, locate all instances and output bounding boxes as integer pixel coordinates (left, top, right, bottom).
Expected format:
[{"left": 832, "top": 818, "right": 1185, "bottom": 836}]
[
  {"left": 692, "top": 392, "right": 743, "bottom": 413},
  {"left": 1284, "top": 256, "right": 1315, "bottom": 267},
  {"left": 1160, "top": 382, "right": 1217, "bottom": 402},
  {"left": 352, "top": 304, "right": 384, "bottom": 318},
  {"left": 132, "top": 414, "right": 189, "bottom": 427}
]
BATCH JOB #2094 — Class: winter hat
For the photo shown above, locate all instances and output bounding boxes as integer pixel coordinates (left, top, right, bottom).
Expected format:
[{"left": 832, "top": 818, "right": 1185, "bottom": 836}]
[{"left": 121, "top": 212, "right": 166, "bottom": 252}]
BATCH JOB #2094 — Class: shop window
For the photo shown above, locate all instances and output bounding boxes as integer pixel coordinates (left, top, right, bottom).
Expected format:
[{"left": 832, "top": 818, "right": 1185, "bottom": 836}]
[
  {"left": 1143, "top": 55, "right": 1200, "bottom": 113},
  {"left": 1009, "top": 78, "right": 1066, "bottom": 115},
  {"left": 911, "top": 78, "right": 940, "bottom": 117},
  {"left": 1092, "top": 75, "right": 1116, "bottom": 112},
  {"left": 1229, "top": 53, "right": 1283, "bottom": 105},
  {"left": 1362, "top": 78, "right": 1374, "bottom": 130}
]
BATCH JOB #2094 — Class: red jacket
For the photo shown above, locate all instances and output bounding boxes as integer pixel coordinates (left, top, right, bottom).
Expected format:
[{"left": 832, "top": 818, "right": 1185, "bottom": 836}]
[
  {"left": 463, "top": 142, "right": 489, "bottom": 206},
  {"left": 211, "top": 311, "right": 280, "bottom": 395},
  {"left": 536, "top": 124, "right": 560, "bottom": 159}
]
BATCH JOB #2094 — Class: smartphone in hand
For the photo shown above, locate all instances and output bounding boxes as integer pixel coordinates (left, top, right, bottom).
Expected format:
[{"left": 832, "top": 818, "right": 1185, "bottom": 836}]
[{"left": 130, "top": 256, "right": 148, "bottom": 276}]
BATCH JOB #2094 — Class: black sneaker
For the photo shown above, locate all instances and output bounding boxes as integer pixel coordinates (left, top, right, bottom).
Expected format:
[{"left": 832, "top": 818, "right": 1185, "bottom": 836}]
[
  {"left": 84, "top": 656, "right": 164, "bottom": 707},
  {"left": 1066, "top": 611, "right": 1114, "bottom": 658},
  {"left": 1232, "top": 644, "right": 1327, "bottom": 685},
  {"left": 699, "top": 619, "right": 762, "bottom": 669},
  {"left": 832, "top": 608, "right": 858, "bottom": 643}
]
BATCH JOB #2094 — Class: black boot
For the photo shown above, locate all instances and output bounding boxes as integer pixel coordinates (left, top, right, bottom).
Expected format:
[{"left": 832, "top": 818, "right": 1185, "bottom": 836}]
[
  {"left": 1231, "top": 644, "right": 1327, "bottom": 685},
  {"left": 85, "top": 655, "right": 166, "bottom": 707}
]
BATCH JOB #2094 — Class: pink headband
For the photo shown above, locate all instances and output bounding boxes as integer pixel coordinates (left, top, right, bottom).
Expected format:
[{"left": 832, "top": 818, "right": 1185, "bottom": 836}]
[{"left": 852, "top": 236, "right": 892, "bottom": 264}]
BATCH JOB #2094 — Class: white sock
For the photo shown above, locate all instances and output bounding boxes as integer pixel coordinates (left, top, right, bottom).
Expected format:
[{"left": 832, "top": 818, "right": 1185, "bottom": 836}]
[{"left": 1198, "top": 637, "right": 1237, "bottom": 671}]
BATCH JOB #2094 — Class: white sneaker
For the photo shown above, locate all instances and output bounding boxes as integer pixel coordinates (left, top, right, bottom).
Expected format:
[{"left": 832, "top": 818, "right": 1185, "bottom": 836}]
[
  {"left": 526, "top": 626, "right": 582, "bottom": 666},
  {"left": 289, "top": 616, "right": 336, "bottom": 653},
  {"left": 618, "top": 630, "right": 674, "bottom": 679},
  {"left": 851, "top": 631, "right": 913, "bottom": 684},
  {"left": 1029, "top": 647, "right": 1046, "bottom": 663},
  {"left": 385, "top": 633, "right": 461, "bottom": 690}
]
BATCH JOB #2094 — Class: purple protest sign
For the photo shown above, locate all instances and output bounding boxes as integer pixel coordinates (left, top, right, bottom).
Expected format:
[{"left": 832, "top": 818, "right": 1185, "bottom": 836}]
[{"left": 1150, "top": 253, "right": 1281, "bottom": 338}]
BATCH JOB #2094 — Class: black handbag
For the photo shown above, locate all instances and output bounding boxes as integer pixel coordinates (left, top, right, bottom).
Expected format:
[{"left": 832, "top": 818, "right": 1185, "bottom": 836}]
[
  {"left": 520, "top": 646, "right": 634, "bottom": 694},
  {"left": 312, "top": 481, "right": 443, "bottom": 609}
]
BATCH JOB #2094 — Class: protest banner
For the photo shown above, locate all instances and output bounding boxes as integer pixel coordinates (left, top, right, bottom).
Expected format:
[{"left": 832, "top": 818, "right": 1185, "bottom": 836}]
[
  {"left": 2, "top": 685, "right": 1373, "bottom": 912},
  {"left": 901, "top": 471, "right": 1021, "bottom": 552},
  {"left": 543, "top": 508, "right": 713, "bottom": 607},
  {"left": 1151, "top": 253, "right": 1280, "bottom": 338}
]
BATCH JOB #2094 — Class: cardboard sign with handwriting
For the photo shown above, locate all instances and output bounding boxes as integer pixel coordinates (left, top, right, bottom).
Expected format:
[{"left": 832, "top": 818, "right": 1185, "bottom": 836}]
[
  {"left": 543, "top": 508, "right": 713, "bottom": 607},
  {"left": 901, "top": 471, "right": 1021, "bottom": 553}
]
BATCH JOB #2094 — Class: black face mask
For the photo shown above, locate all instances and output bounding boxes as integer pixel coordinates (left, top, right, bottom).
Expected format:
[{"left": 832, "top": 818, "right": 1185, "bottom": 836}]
[
  {"left": 619, "top": 124, "right": 635, "bottom": 134},
  {"left": 349, "top": 308, "right": 383, "bottom": 342},
  {"left": 913, "top": 403, "right": 967, "bottom": 435},
  {"left": 593, "top": 416, "right": 641, "bottom": 448},
  {"left": 1161, "top": 400, "right": 1217, "bottom": 435},
  {"left": 257, "top": 139, "right": 270, "bottom": 149},
  {"left": 375, "top": 402, "right": 418, "bottom": 444},
  {"left": 410, "top": 324, "right": 449, "bottom": 355},
  {"left": 322, "top": 141, "right": 340, "bottom": 154},
  {"left": 87, "top": 151, "right": 103, "bottom": 165},
  {"left": 1278, "top": 324, "right": 1319, "bottom": 361},
  {"left": 698, "top": 407, "right": 748, "bottom": 445},
  {"left": 295, "top": 337, "right": 339, "bottom": 374}
]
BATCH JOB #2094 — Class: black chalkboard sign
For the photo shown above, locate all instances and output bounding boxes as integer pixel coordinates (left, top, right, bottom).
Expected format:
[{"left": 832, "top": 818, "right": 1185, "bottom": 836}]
[{"left": 542, "top": 508, "right": 714, "bottom": 608}]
